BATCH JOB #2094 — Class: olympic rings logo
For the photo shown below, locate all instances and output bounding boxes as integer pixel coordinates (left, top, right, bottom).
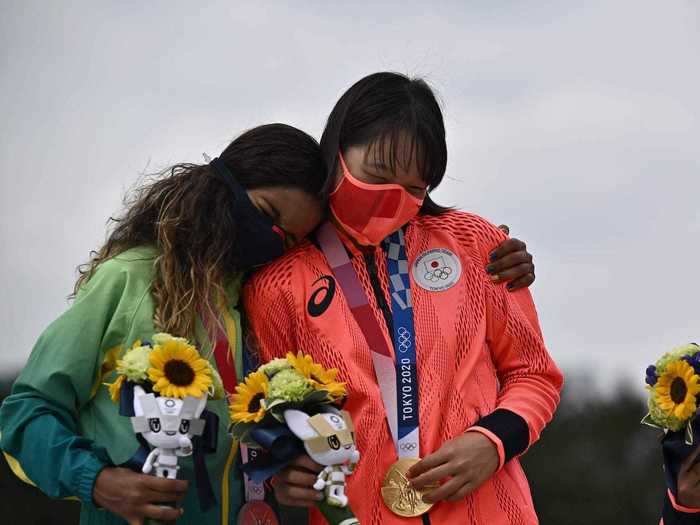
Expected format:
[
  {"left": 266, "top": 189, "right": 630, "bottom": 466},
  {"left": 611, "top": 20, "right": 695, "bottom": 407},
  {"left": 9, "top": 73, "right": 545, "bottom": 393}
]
[
  {"left": 399, "top": 442, "right": 418, "bottom": 451},
  {"left": 423, "top": 265, "right": 453, "bottom": 282},
  {"left": 397, "top": 326, "right": 412, "bottom": 352}
]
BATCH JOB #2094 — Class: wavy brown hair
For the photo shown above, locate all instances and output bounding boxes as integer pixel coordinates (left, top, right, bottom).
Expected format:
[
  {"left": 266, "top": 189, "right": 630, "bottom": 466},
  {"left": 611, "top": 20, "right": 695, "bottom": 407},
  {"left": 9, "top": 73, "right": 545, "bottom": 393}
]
[{"left": 75, "top": 124, "right": 326, "bottom": 337}]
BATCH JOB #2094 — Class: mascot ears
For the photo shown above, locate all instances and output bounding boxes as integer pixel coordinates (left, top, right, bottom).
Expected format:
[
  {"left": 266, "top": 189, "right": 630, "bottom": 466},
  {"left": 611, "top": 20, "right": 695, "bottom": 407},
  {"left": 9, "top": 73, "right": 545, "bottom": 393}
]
[{"left": 283, "top": 409, "right": 317, "bottom": 440}]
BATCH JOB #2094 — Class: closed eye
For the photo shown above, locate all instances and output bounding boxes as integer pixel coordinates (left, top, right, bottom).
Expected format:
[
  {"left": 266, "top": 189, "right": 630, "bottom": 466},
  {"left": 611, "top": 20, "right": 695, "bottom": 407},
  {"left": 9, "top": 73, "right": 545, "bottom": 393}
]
[{"left": 409, "top": 187, "right": 428, "bottom": 198}]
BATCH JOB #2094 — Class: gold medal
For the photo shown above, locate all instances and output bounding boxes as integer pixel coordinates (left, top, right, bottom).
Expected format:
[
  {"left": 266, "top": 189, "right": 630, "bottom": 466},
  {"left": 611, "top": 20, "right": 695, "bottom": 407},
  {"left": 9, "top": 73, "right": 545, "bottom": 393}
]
[{"left": 381, "top": 458, "right": 434, "bottom": 517}]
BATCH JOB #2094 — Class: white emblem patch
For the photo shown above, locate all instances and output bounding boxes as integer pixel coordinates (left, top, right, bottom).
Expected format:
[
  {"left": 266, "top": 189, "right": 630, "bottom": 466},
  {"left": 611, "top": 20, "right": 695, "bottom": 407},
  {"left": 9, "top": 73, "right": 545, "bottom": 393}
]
[{"left": 412, "top": 248, "right": 462, "bottom": 292}]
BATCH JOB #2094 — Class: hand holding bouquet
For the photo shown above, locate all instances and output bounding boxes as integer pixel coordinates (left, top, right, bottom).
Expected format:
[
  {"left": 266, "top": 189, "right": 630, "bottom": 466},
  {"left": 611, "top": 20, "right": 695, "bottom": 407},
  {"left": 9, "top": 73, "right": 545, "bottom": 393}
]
[
  {"left": 105, "top": 333, "right": 223, "bottom": 523},
  {"left": 230, "top": 352, "right": 360, "bottom": 525}
]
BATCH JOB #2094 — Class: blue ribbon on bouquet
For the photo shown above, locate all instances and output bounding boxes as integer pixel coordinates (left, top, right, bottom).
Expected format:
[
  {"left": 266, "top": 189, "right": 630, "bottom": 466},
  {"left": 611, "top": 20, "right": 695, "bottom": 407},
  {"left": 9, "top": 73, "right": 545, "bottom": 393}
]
[
  {"left": 118, "top": 380, "right": 218, "bottom": 511},
  {"left": 239, "top": 424, "right": 305, "bottom": 484}
]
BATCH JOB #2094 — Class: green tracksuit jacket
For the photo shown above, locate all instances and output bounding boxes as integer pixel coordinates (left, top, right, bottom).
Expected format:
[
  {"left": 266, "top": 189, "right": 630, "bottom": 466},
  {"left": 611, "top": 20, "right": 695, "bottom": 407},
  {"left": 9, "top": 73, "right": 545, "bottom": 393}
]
[{"left": 0, "top": 246, "right": 245, "bottom": 524}]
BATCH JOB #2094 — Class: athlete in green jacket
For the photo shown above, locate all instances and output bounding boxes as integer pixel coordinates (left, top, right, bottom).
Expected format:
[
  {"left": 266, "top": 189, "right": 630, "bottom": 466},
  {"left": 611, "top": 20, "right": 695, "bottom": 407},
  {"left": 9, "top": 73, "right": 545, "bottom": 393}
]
[{"left": 0, "top": 123, "right": 327, "bottom": 524}]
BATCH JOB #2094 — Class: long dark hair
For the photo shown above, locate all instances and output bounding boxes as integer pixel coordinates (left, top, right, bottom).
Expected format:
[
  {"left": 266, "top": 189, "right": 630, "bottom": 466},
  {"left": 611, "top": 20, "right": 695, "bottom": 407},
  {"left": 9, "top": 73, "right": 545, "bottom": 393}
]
[
  {"left": 75, "top": 123, "right": 325, "bottom": 337},
  {"left": 319, "top": 72, "right": 450, "bottom": 215}
]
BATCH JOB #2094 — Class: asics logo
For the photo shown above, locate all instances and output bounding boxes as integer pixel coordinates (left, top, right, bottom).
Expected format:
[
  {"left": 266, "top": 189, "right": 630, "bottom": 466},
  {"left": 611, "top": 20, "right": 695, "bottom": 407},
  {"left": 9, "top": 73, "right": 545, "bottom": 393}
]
[{"left": 307, "top": 275, "right": 336, "bottom": 317}]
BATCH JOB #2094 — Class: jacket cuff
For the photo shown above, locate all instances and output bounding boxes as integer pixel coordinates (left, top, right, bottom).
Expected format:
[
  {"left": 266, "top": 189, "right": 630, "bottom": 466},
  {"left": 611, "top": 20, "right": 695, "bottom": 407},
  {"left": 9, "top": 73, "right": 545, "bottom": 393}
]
[
  {"left": 76, "top": 455, "right": 108, "bottom": 504},
  {"left": 471, "top": 409, "right": 529, "bottom": 465},
  {"left": 466, "top": 426, "right": 506, "bottom": 471},
  {"left": 668, "top": 489, "right": 700, "bottom": 514}
]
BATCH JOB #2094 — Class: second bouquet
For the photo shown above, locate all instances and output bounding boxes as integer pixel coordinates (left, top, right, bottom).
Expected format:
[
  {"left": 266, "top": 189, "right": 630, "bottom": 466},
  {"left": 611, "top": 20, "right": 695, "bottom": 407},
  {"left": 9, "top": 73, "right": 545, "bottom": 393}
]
[{"left": 229, "top": 352, "right": 360, "bottom": 525}]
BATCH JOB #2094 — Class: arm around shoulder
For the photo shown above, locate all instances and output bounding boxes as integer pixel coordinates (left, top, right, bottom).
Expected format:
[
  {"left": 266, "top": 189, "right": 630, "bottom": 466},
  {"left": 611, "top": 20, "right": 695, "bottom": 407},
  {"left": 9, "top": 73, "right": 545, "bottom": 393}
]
[{"left": 456, "top": 215, "right": 563, "bottom": 468}]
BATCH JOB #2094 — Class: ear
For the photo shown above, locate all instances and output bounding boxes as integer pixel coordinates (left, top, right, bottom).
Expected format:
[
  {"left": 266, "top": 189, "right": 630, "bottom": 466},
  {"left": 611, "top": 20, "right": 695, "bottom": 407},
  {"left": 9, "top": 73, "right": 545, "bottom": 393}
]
[
  {"left": 133, "top": 385, "right": 146, "bottom": 417},
  {"left": 283, "top": 409, "right": 317, "bottom": 441}
]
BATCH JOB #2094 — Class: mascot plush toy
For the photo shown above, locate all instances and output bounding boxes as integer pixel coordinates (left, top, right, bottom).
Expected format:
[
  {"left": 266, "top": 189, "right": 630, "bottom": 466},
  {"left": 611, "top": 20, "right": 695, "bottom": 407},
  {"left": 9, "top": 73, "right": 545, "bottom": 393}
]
[
  {"left": 284, "top": 408, "right": 360, "bottom": 507},
  {"left": 131, "top": 384, "right": 208, "bottom": 479}
]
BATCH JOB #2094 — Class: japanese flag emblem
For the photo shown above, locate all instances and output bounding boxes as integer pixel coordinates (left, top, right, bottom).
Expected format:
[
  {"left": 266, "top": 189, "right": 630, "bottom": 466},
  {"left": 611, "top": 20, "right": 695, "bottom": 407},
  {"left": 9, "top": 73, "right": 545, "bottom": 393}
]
[{"left": 412, "top": 248, "right": 462, "bottom": 292}]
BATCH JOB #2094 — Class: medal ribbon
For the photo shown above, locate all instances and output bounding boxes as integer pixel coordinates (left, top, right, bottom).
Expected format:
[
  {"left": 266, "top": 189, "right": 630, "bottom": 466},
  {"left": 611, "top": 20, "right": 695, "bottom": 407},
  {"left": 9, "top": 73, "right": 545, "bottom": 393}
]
[
  {"left": 201, "top": 308, "right": 267, "bottom": 504},
  {"left": 383, "top": 229, "right": 420, "bottom": 458},
  {"left": 317, "top": 222, "right": 420, "bottom": 458}
]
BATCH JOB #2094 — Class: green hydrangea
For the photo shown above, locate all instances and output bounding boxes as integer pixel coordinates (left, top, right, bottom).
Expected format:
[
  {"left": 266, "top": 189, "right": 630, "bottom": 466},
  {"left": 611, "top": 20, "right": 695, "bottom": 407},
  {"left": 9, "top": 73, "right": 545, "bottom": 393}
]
[
  {"left": 267, "top": 369, "right": 312, "bottom": 402},
  {"left": 259, "top": 358, "right": 292, "bottom": 378},
  {"left": 655, "top": 344, "right": 699, "bottom": 375},
  {"left": 209, "top": 365, "right": 226, "bottom": 400},
  {"left": 116, "top": 345, "right": 152, "bottom": 382},
  {"left": 648, "top": 393, "right": 685, "bottom": 431}
]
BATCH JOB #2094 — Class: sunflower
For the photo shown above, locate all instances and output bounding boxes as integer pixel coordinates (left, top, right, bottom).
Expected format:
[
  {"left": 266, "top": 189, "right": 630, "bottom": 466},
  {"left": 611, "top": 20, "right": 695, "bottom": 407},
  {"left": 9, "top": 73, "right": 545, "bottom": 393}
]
[
  {"left": 653, "top": 360, "right": 700, "bottom": 422},
  {"left": 230, "top": 371, "right": 269, "bottom": 423},
  {"left": 286, "top": 351, "right": 346, "bottom": 400},
  {"left": 100, "top": 345, "right": 122, "bottom": 379},
  {"left": 105, "top": 374, "right": 125, "bottom": 403},
  {"left": 148, "top": 338, "right": 212, "bottom": 399}
]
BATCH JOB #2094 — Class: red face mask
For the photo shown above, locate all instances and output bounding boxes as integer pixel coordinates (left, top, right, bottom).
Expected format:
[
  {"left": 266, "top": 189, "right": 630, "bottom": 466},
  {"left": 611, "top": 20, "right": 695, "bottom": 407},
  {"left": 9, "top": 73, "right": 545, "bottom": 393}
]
[{"left": 329, "top": 153, "right": 424, "bottom": 246}]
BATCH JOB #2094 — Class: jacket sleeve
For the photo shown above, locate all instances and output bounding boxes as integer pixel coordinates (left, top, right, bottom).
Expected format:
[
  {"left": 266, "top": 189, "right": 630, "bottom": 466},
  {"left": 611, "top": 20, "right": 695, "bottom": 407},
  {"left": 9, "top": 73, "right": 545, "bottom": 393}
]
[
  {"left": 242, "top": 267, "right": 298, "bottom": 362},
  {"left": 462, "top": 216, "right": 563, "bottom": 470},
  {"left": 0, "top": 259, "right": 134, "bottom": 503}
]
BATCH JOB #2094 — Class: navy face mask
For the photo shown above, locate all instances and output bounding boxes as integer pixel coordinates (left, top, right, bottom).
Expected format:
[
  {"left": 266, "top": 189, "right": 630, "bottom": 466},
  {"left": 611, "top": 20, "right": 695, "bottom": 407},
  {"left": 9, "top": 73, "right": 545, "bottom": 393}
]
[{"left": 209, "top": 158, "right": 285, "bottom": 270}]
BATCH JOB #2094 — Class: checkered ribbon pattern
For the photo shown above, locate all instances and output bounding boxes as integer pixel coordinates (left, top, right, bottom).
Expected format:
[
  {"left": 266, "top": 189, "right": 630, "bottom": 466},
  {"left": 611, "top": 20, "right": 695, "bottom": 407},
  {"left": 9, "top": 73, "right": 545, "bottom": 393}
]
[{"left": 383, "top": 230, "right": 412, "bottom": 312}]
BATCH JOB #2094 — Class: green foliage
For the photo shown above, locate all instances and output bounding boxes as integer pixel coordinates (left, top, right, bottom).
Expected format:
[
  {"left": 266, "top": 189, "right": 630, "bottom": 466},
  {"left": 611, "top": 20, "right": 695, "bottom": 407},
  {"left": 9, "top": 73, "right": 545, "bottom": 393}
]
[{"left": 522, "top": 379, "right": 665, "bottom": 524}]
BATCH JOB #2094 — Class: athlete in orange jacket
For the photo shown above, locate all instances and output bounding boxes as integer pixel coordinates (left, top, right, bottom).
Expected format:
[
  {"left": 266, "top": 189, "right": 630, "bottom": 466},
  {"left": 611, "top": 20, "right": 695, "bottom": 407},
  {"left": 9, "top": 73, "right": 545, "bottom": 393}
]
[{"left": 244, "top": 72, "right": 563, "bottom": 525}]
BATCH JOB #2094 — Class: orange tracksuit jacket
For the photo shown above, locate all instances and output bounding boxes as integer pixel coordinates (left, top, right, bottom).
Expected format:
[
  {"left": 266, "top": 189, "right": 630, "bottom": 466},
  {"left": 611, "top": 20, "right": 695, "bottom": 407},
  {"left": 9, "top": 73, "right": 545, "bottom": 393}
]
[{"left": 244, "top": 211, "right": 564, "bottom": 525}]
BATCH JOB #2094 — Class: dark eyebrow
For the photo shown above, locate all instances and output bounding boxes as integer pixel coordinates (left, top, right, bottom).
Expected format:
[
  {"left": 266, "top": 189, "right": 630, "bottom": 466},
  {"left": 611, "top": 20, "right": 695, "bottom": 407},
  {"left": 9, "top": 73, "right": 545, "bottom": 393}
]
[{"left": 365, "top": 162, "right": 427, "bottom": 191}]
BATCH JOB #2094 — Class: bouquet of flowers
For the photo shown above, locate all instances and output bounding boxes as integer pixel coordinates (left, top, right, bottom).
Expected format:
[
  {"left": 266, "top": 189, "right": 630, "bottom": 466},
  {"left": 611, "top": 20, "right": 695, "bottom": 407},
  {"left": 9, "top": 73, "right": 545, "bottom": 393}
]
[
  {"left": 643, "top": 343, "right": 700, "bottom": 444},
  {"left": 230, "top": 352, "right": 360, "bottom": 525},
  {"left": 105, "top": 333, "right": 223, "bottom": 522}
]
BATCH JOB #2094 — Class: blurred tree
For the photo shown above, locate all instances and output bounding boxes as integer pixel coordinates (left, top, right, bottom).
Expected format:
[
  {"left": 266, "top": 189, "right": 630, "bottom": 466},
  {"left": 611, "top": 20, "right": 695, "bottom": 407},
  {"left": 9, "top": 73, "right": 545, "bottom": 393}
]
[{"left": 522, "top": 377, "right": 666, "bottom": 524}]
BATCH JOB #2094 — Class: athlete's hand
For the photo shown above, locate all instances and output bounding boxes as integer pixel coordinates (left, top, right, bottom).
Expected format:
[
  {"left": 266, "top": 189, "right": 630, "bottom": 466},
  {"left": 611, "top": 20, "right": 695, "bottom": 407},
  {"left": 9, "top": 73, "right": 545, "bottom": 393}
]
[
  {"left": 271, "top": 454, "right": 324, "bottom": 508},
  {"left": 407, "top": 432, "right": 499, "bottom": 504},
  {"left": 93, "top": 467, "right": 187, "bottom": 525},
  {"left": 677, "top": 443, "right": 700, "bottom": 508},
  {"left": 486, "top": 225, "right": 535, "bottom": 291}
]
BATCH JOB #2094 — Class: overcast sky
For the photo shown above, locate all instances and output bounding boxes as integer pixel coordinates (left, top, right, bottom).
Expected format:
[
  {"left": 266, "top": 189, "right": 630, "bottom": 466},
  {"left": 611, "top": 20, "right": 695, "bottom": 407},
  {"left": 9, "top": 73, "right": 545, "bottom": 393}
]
[{"left": 1, "top": 1, "right": 698, "bottom": 395}]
